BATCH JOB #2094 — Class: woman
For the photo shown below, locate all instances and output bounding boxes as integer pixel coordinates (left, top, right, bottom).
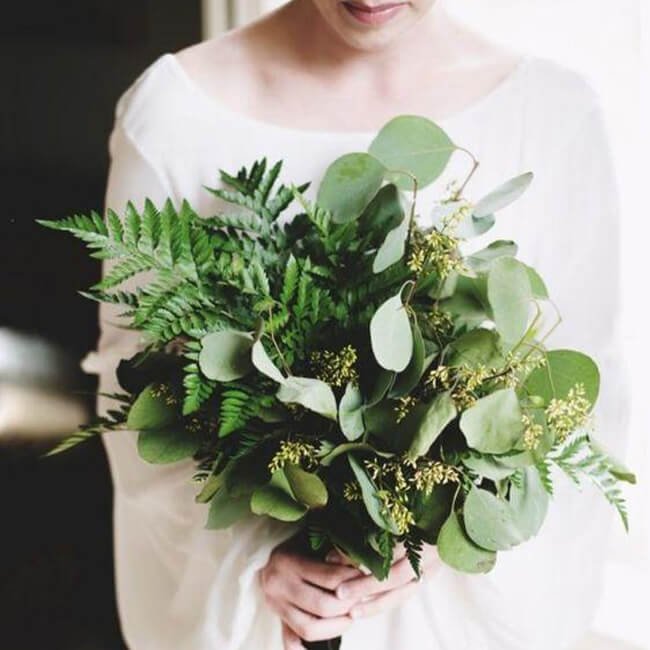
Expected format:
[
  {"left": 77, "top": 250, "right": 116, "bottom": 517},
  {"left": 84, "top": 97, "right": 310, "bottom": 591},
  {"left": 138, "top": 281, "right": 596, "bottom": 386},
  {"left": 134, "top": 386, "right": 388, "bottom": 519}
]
[{"left": 86, "top": 1, "right": 624, "bottom": 649}]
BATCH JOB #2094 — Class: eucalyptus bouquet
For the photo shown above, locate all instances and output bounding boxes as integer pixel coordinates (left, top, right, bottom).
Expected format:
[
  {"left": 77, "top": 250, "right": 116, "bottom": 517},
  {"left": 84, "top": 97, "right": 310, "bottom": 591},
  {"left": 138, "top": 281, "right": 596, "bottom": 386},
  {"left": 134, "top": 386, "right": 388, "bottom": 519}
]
[{"left": 41, "top": 115, "right": 633, "bottom": 650}]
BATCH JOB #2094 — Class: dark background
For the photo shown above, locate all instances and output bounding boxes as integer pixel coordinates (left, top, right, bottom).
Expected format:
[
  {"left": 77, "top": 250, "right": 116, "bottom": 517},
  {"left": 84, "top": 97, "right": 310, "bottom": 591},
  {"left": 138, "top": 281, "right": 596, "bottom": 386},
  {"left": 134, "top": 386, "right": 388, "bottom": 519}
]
[{"left": 1, "top": 3, "right": 201, "bottom": 648}]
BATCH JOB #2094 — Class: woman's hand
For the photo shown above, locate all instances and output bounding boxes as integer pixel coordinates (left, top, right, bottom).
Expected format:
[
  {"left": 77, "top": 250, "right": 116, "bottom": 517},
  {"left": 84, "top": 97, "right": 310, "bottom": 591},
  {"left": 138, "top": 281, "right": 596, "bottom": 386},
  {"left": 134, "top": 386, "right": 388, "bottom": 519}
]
[
  {"left": 260, "top": 543, "right": 362, "bottom": 647},
  {"left": 330, "top": 543, "right": 441, "bottom": 620},
  {"left": 260, "top": 542, "right": 441, "bottom": 649}
]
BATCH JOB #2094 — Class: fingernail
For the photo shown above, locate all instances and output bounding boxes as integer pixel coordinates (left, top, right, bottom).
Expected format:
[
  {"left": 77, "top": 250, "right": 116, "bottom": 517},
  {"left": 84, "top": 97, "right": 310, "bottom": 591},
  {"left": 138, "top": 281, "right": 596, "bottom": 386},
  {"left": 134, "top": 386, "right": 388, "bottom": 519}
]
[
  {"left": 336, "top": 586, "right": 347, "bottom": 600},
  {"left": 325, "top": 551, "right": 338, "bottom": 563},
  {"left": 349, "top": 606, "right": 361, "bottom": 619}
]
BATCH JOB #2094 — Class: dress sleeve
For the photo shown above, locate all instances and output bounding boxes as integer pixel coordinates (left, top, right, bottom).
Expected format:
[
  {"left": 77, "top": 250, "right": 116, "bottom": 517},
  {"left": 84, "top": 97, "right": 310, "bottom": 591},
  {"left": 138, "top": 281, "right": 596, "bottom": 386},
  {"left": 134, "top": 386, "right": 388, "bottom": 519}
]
[
  {"left": 84, "top": 121, "right": 294, "bottom": 650},
  {"left": 442, "top": 102, "right": 627, "bottom": 649}
]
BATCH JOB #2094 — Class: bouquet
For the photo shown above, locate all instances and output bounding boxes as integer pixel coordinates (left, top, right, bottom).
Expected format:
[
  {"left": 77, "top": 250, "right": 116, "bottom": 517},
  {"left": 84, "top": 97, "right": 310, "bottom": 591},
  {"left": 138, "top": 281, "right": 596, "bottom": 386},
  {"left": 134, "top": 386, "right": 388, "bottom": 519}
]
[{"left": 41, "top": 115, "right": 634, "bottom": 650}]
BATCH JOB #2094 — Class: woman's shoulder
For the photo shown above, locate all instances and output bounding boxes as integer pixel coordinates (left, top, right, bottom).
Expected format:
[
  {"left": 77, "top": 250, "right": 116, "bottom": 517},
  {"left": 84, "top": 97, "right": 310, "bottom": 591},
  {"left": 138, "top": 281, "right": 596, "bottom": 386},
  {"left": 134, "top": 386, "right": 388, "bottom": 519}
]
[{"left": 521, "top": 55, "right": 604, "bottom": 128}]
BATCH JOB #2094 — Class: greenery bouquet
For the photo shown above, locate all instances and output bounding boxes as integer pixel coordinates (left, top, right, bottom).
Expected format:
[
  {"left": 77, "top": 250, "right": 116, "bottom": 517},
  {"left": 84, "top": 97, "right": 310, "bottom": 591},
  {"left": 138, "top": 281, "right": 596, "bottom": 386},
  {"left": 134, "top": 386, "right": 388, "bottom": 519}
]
[{"left": 41, "top": 115, "right": 634, "bottom": 650}]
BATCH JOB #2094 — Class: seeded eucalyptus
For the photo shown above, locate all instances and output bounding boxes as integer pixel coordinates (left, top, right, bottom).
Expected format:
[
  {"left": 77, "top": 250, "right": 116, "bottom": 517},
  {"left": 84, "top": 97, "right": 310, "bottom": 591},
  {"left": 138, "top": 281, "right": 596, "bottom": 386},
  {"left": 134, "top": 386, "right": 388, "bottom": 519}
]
[{"left": 41, "top": 115, "right": 634, "bottom": 586}]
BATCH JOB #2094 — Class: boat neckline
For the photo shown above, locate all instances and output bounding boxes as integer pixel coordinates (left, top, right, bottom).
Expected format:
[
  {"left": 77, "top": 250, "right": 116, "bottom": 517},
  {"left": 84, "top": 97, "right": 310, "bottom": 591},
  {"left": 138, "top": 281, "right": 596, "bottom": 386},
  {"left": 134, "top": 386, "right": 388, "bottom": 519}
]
[{"left": 163, "top": 51, "right": 531, "bottom": 138}]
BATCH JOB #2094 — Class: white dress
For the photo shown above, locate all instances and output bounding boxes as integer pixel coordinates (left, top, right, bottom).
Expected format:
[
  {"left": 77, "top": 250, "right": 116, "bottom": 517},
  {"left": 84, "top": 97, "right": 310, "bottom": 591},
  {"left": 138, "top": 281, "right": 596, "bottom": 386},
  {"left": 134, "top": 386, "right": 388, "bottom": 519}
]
[{"left": 83, "top": 52, "right": 627, "bottom": 650}]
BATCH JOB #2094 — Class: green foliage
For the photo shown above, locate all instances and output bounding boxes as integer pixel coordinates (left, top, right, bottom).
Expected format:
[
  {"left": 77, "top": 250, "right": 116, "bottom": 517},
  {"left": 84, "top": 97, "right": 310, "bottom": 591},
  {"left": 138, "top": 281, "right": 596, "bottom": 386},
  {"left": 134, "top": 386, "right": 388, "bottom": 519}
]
[
  {"left": 41, "top": 114, "right": 632, "bottom": 586},
  {"left": 550, "top": 434, "right": 630, "bottom": 530}
]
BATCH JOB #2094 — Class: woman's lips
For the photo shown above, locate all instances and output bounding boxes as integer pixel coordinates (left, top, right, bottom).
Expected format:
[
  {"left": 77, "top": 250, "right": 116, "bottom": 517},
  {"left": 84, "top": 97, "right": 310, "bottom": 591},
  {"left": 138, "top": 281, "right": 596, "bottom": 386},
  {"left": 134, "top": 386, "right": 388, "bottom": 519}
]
[{"left": 341, "top": 1, "right": 408, "bottom": 26}]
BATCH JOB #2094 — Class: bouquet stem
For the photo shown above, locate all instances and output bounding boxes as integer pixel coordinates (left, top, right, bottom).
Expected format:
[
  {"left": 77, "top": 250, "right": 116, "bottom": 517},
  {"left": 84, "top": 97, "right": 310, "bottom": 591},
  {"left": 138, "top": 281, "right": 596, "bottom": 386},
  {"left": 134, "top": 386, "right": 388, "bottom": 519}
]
[{"left": 303, "top": 638, "right": 341, "bottom": 650}]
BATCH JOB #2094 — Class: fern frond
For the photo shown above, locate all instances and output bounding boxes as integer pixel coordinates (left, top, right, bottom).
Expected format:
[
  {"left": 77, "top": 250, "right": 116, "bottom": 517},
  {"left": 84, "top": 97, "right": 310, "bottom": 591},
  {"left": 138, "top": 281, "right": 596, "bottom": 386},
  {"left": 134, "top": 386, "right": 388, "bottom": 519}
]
[{"left": 550, "top": 434, "right": 630, "bottom": 530}]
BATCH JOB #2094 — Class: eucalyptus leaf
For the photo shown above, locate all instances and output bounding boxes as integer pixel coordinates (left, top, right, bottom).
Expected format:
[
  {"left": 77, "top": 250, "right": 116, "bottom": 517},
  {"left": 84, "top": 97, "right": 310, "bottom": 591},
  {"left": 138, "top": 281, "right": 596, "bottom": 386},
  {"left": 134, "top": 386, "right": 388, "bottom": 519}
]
[
  {"left": 473, "top": 172, "right": 533, "bottom": 218},
  {"left": 373, "top": 213, "right": 410, "bottom": 273},
  {"left": 358, "top": 183, "right": 405, "bottom": 243},
  {"left": 199, "top": 330, "right": 254, "bottom": 382},
  {"left": 414, "top": 483, "right": 456, "bottom": 543},
  {"left": 526, "top": 265, "right": 549, "bottom": 299},
  {"left": 369, "top": 115, "right": 456, "bottom": 190},
  {"left": 206, "top": 488, "right": 250, "bottom": 529},
  {"left": 487, "top": 257, "right": 532, "bottom": 347},
  {"left": 407, "top": 392, "right": 457, "bottom": 458},
  {"left": 390, "top": 317, "right": 425, "bottom": 397},
  {"left": 437, "top": 511, "right": 497, "bottom": 573},
  {"left": 317, "top": 152, "right": 386, "bottom": 223},
  {"left": 277, "top": 376, "right": 338, "bottom": 420},
  {"left": 462, "top": 454, "right": 516, "bottom": 481},
  {"left": 447, "top": 328, "right": 504, "bottom": 369},
  {"left": 370, "top": 285, "right": 413, "bottom": 372},
  {"left": 455, "top": 212, "right": 496, "bottom": 239},
  {"left": 250, "top": 471, "right": 308, "bottom": 522},
  {"left": 339, "top": 382, "right": 365, "bottom": 440},
  {"left": 284, "top": 464, "right": 328, "bottom": 508},
  {"left": 127, "top": 384, "right": 177, "bottom": 431},
  {"left": 251, "top": 339, "right": 285, "bottom": 383},
  {"left": 320, "top": 442, "right": 391, "bottom": 467},
  {"left": 464, "top": 467, "right": 548, "bottom": 551},
  {"left": 525, "top": 349, "right": 600, "bottom": 405},
  {"left": 460, "top": 388, "right": 524, "bottom": 454},
  {"left": 364, "top": 368, "right": 395, "bottom": 407},
  {"left": 137, "top": 427, "right": 199, "bottom": 464},
  {"left": 349, "top": 455, "right": 398, "bottom": 533},
  {"left": 465, "top": 240, "right": 518, "bottom": 273}
]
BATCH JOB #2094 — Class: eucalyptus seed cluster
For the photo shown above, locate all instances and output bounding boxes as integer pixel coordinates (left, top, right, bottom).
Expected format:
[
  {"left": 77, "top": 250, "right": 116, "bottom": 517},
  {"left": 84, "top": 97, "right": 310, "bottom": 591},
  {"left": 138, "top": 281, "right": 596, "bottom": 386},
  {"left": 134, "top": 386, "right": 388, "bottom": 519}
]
[
  {"left": 377, "top": 491, "right": 415, "bottom": 535},
  {"left": 545, "top": 383, "right": 592, "bottom": 442},
  {"left": 426, "top": 364, "right": 491, "bottom": 409},
  {"left": 150, "top": 383, "right": 178, "bottom": 407},
  {"left": 268, "top": 439, "right": 318, "bottom": 474},
  {"left": 310, "top": 344, "right": 359, "bottom": 388},
  {"left": 395, "top": 395, "right": 418, "bottom": 423},
  {"left": 521, "top": 413, "right": 545, "bottom": 450},
  {"left": 407, "top": 227, "right": 464, "bottom": 278}
]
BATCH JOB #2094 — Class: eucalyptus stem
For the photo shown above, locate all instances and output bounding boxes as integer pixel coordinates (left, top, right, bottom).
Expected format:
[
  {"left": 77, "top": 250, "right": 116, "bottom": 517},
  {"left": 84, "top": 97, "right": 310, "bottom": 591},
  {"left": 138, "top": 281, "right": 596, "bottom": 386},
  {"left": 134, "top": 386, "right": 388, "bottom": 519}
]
[{"left": 453, "top": 147, "right": 480, "bottom": 199}]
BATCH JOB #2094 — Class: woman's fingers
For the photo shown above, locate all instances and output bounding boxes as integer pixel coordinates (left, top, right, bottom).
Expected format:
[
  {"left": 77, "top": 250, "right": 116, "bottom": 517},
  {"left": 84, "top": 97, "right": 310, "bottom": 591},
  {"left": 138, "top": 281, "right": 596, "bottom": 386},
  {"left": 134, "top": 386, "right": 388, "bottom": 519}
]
[
  {"left": 282, "top": 622, "right": 305, "bottom": 650},
  {"left": 336, "top": 556, "right": 414, "bottom": 601},
  {"left": 281, "top": 603, "right": 353, "bottom": 643},
  {"left": 286, "top": 580, "right": 358, "bottom": 617},
  {"left": 348, "top": 579, "right": 419, "bottom": 620}
]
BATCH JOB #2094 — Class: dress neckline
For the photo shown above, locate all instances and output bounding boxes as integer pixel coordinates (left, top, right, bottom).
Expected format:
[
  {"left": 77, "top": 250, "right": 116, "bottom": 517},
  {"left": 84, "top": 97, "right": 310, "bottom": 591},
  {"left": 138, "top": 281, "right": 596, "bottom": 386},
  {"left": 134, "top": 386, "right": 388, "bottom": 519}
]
[{"left": 162, "top": 51, "right": 531, "bottom": 139}]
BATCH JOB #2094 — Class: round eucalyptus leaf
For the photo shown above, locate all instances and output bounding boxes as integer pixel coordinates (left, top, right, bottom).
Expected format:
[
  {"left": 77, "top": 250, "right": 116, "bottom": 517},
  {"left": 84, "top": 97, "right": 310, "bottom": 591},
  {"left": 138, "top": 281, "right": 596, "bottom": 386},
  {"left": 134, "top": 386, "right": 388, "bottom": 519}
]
[
  {"left": 137, "top": 427, "right": 199, "bottom": 464},
  {"left": 487, "top": 256, "right": 532, "bottom": 348},
  {"left": 127, "top": 383, "right": 178, "bottom": 431},
  {"left": 473, "top": 172, "right": 534, "bottom": 218},
  {"left": 455, "top": 212, "right": 496, "bottom": 239},
  {"left": 373, "top": 213, "right": 410, "bottom": 273},
  {"left": 251, "top": 339, "right": 285, "bottom": 383},
  {"left": 358, "top": 183, "right": 405, "bottom": 243},
  {"left": 317, "top": 152, "right": 386, "bottom": 223},
  {"left": 206, "top": 488, "right": 250, "bottom": 529},
  {"left": 463, "top": 486, "right": 522, "bottom": 551},
  {"left": 525, "top": 349, "right": 600, "bottom": 405},
  {"left": 447, "top": 328, "right": 504, "bottom": 369},
  {"left": 250, "top": 480, "right": 307, "bottom": 522},
  {"left": 526, "top": 265, "right": 549, "bottom": 299},
  {"left": 464, "top": 467, "right": 549, "bottom": 551},
  {"left": 462, "top": 454, "right": 516, "bottom": 481},
  {"left": 284, "top": 464, "right": 328, "bottom": 508},
  {"left": 277, "top": 376, "right": 338, "bottom": 420},
  {"left": 369, "top": 116, "right": 456, "bottom": 190},
  {"left": 460, "top": 388, "right": 524, "bottom": 454},
  {"left": 437, "top": 511, "right": 497, "bottom": 574},
  {"left": 370, "top": 286, "right": 413, "bottom": 372},
  {"left": 390, "top": 317, "right": 425, "bottom": 397},
  {"left": 339, "top": 382, "right": 365, "bottom": 441},
  {"left": 414, "top": 483, "right": 456, "bottom": 543},
  {"left": 199, "top": 330, "right": 254, "bottom": 382},
  {"left": 407, "top": 392, "right": 457, "bottom": 459},
  {"left": 465, "top": 240, "right": 518, "bottom": 273}
]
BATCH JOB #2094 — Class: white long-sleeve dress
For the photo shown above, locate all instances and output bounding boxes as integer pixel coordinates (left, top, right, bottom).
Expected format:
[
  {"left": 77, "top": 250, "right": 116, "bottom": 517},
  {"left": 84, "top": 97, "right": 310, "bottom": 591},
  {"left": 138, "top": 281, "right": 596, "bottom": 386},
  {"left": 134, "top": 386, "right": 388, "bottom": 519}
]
[{"left": 82, "top": 52, "right": 627, "bottom": 650}]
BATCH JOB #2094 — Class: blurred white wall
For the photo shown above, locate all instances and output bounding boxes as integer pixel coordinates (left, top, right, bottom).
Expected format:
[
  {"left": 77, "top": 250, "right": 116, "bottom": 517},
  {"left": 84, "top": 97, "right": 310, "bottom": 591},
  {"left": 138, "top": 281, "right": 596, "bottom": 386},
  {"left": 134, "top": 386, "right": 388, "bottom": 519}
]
[{"left": 204, "top": 1, "right": 648, "bottom": 646}]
